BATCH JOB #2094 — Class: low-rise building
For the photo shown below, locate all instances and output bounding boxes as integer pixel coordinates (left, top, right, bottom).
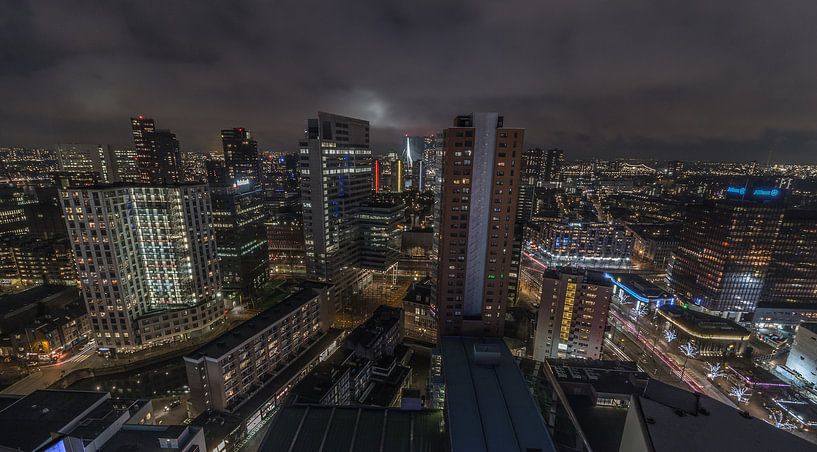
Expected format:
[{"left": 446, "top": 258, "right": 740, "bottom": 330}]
[
  {"left": 605, "top": 272, "right": 674, "bottom": 309},
  {"left": 627, "top": 223, "right": 681, "bottom": 271},
  {"left": 402, "top": 279, "right": 436, "bottom": 344},
  {"left": 184, "top": 282, "right": 333, "bottom": 414},
  {"left": 786, "top": 322, "right": 817, "bottom": 386},
  {"left": 656, "top": 304, "right": 750, "bottom": 357}
]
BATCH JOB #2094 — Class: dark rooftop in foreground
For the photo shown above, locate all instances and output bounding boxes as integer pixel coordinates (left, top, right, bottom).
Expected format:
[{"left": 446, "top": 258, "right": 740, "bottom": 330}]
[
  {"left": 628, "top": 379, "right": 816, "bottom": 452},
  {"left": 258, "top": 405, "right": 446, "bottom": 452},
  {"left": 0, "top": 390, "right": 109, "bottom": 451},
  {"left": 440, "top": 336, "right": 556, "bottom": 452},
  {"left": 799, "top": 322, "right": 817, "bottom": 335},
  {"left": 187, "top": 283, "right": 329, "bottom": 360}
]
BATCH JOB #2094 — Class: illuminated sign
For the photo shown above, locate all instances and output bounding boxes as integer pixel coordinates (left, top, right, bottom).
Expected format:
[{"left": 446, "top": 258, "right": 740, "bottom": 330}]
[
  {"left": 234, "top": 178, "right": 250, "bottom": 187},
  {"left": 726, "top": 185, "right": 781, "bottom": 200},
  {"left": 752, "top": 187, "right": 780, "bottom": 198}
]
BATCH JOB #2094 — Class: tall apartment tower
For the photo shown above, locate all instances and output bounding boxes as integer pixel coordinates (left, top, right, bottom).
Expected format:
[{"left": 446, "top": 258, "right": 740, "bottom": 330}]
[
  {"left": 533, "top": 268, "right": 612, "bottom": 361},
  {"left": 131, "top": 116, "right": 183, "bottom": 185},
  {"left": 221, "top": 128, "right": 260, "bottom": 186},
  {"left": 61, "top": 184, "right": 223, "bottom": 352},
  {"left": 299, "top": 112, "right": 373, "bottom": 313},
  {"left": 668, "top": 182, "right": 784, "bottom": 315},
  {"left": 436, "top": 113, "right": 524, "bottom": 337}
]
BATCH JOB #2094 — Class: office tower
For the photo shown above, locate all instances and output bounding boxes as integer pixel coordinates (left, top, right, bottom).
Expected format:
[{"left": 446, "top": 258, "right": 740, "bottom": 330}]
[
  {"left": 533, "top": 268, "right": 612, "bottom": 361},
  {"left": 668, "top": 183, "right": 784, "bottom": 315},
  {"left": 0, "top": 186, "right": 34, "bottom": 239},
  {"left": 392, "top": 159, "right": 403, "bottom": 193},
  {"left": 62, "top": 184, "right": 223, "bottom": 351},
  {"left": 267, "top": 212, "right": 306, "bottom": 275},
  {"left": 357, "top": 200, "right": 404, "bottom": 271},
  {"left": 56, "top": 144, "right": 113, "bottom": 183},
  {"left": 412, "top": 159, "right": 425, "bottom": 191},
  {"left": 108, "top": 146, "right": 140, "bottom": 183},
  {"left": 373, "top": 159, "right": 382, "bottom": 192},
  {"left": 299, "top": 112, "right": 373, "bottom": 313},
  {"left": 210, "top": 182, "right": 267, "bottom": 306},
  {"left": 544, "top": 148, "right": 565, "bottom": 182},
  {"left": 221, "top": 128, "right": 260, "bottom": 186},
  {"left": 261, "top": 152, "right": 300, "bottom": 215},
  {"left": 181, "top": 151, "right": 209, "bottom": 183},
  {"left": 436, "top": 112, "right": 524, "bottom": 337},
  {"left": 131, "top": 116, "right": 183, "bottom": 184},
  {"left": 761, "top": 208, "right": 817, "bottom": 304}
]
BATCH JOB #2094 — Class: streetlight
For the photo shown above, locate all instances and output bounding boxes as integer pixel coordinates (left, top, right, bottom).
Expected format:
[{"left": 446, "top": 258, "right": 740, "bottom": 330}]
[{"left": 678, "top": 341, "right": 698, "bottom": 381}]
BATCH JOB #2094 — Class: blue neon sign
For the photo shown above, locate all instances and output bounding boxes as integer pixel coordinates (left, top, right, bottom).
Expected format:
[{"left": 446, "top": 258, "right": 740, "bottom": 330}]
[
  {"left": 752, "top": 187, "right": 780, "bottom": 198},
  {"left": 726, "top": 186, "right": 746, "bottom": 196}
]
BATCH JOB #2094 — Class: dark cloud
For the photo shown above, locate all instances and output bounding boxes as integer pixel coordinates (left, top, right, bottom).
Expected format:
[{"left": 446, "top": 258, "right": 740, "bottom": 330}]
[{"left": 1, "top": 0, "right": 817, "bottom": 162}]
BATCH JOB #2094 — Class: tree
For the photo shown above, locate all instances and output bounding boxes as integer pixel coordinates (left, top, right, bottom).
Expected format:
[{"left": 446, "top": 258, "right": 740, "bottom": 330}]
[
  {"left": 705, "top": 362, "right": 726, "bottom": 380},
  {"left": 729, "top": 386, "right": 749, "bottom": 404},
  {"left": 632, "top": 304, "right": 649, "bottom": 341},
  {"left": 664, "top": 328, "right": 677, "bottom": 343},
  {"left": 678, "top": 341, "right": 698, "bottom": 381},
  {"left": 770, "top": 411, "right": 795, "bottom": 430}
]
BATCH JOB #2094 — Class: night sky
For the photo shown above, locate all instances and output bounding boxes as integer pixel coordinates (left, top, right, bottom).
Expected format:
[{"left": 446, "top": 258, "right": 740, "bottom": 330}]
[{"left": 3, "top": 1, "right": 817, "bottom": 161}]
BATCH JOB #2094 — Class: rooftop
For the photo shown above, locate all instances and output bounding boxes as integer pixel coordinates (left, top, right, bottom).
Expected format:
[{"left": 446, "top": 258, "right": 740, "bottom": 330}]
[
  {"left": 632, "top": 379, "right": 815, "bottom": 451},
  {"left": 101, "top": 425, "right": 203, "bottom": 452},
  {"left": 440, "top": 336, "right": 556, "bottom": 452},
  {"left": 402, "top": 279, "right": 434, "bottom": 306},
  {"left": 543, "top": 267, "right": 611, "bottom": 286},
  {"left": 0, "top": 285, "right": 77, "bottom": 319},
  {"left": 657, "top": 305, "right": 751, "bottom": 340},
  {"left": 605, "top": 273, "right": 674, "bottom": 302},
  {"left": 0, "top": 389, "right": 109, "bottom": 451},
  {"left": 799, "top": 322, "right": 817, "bottom": 335},
  {"left": 186, "top": 284, "right": 328, "bottom": 360},
  {"left": 548, "top": 359, "right": 649, "bottom": 396},
  {"left": 258, "top": 405, "right": 446, "bottom": 452},
  {"left": 345, "top": 305, "right": 401, "bottom": 351}
]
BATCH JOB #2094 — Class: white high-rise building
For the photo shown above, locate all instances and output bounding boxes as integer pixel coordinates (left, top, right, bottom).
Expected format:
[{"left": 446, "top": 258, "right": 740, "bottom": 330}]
[{"left": 62, "top": 184, "right": 223, "bottom": 352}]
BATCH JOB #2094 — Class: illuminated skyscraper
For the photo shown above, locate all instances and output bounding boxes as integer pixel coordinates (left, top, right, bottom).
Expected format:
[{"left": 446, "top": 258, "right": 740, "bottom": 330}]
[
  {"left": 221, "top": 128, "right": 260, "bottom": 186},
  {"left": 131, "top": 116, "right": 183, "bottom": 185},
  {"left": 761, "top": 208, "right": 817, "bottom": 304},
  {"left": 436, "top": 113, "right": 524, "bottom": 337},
  {"left": 299, "top": 112, "right": 373, "bottom": 314},
  {"left": 62, "top": 184, "right": 223, "bottom": 351},
  {"left": 668, "top": 183, "right": 785, "bottom": 315}
]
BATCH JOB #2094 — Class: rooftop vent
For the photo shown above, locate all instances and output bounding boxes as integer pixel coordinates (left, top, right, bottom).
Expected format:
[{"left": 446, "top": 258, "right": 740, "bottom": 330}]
[{"left": 473, "top": 343, "right": 501, "bottom": 367}]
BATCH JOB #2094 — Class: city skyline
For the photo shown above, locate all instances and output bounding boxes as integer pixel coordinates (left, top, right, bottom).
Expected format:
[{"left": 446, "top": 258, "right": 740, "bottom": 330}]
[{"left": 3, "top": 2, "right": 817, "bottom": 162}]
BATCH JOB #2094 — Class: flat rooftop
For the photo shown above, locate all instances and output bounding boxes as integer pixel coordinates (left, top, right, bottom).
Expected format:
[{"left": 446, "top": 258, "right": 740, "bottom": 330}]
[
  {"left": 635, "top": 379, "right": 815, "bottom": 451},
  {"left": 658, "top": 305, "right": 751, "bottom": 340},
  {"left": 548, "top": 359, "right": 649, "bottom": 396},
  {"left": 0, "top": 284, "right": 77, "bottom": 318},
  {"left": 440, "top": 336, "right": 556, "bottom": 452},
  {"left": 606, "top": 273, "right": 673, "bottom": 302},
  {"left": 0, "top": 389, "right": 108, "bottom": 451},
  {"left": 258, "top": 405, "right": 445, "bottom": 452},
  {"left": 102, "top": 425, "right": 201, "bottom": 452},
  {"left": 799, "top": 322, "right": 817, "bottom": 335},
  {"left": 186, "top": 284, "right": 327, "bottom": 360}
]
